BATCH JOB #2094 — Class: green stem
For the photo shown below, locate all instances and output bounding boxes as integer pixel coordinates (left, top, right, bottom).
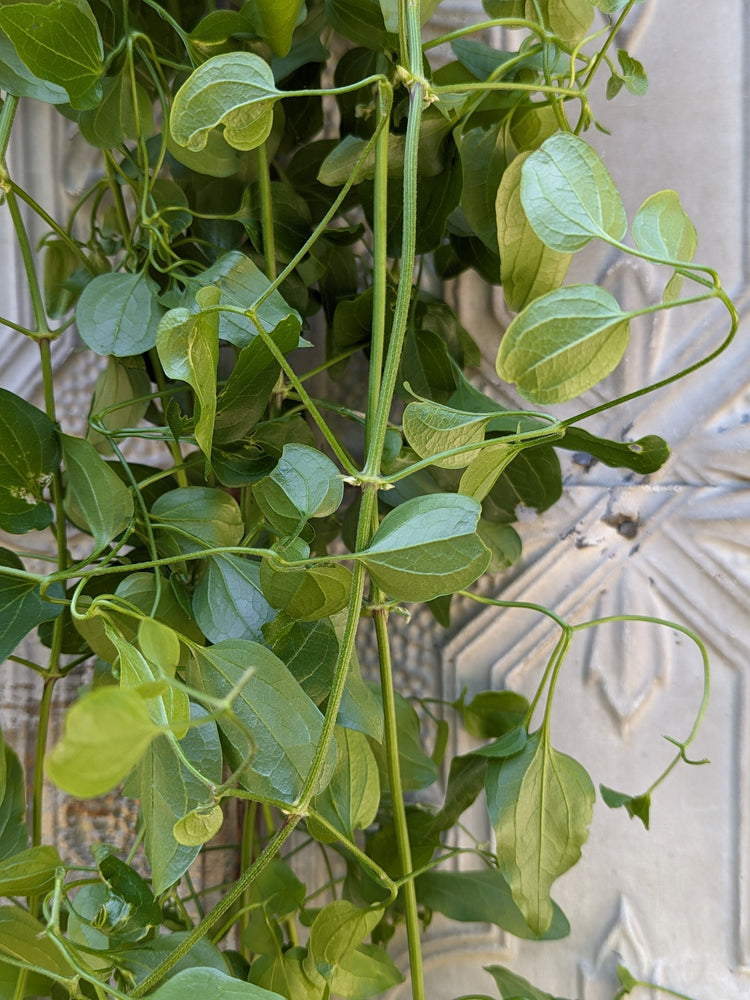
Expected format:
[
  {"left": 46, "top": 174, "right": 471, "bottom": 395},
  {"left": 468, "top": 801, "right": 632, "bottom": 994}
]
[
  {"left": 373, "top": 607, "right": 425, "bottom": 1000},
  {"left": 256, "top": 143, "right": 276, "bottom": 281}
]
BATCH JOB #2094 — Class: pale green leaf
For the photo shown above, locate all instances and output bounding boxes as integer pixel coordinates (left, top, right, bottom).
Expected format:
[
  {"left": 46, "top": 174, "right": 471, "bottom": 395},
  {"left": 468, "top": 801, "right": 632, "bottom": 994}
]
[
  {"left": 86, "top": 357, "right": 151, "bottom": 455},
  {"left": 135, "top": 705, "right": 223, "bottom": 894},
  {"left": 156, "top": 289, "right": 220, "bottom": 462},
  {"left": 497, "top": 152, "right": 572, "bottom": 311},
  {"left": 255, "top": 444, "right": 344, "bottom": 536},
  {"left": 173, "top": 804, "right": 224, "bottom": 847},
  {"left": 0, "top": 549, "right": 62, "bottom": 664},
  {"left": 309, "top": 728, "right": 380, "bottom": 843},
  {"left": 46, "top": 687, "right": 164, "bottom": 798},
  {"left": 62, "top": 434, "right": 133, "bottom": 548},
  {"left": 76, "top": 272, "right": 165, "bottom": 356},
  {"left": 170, "top": 52, "right": 281, "bottom": 152},
  {"left": 193, "top": 555, "right": 275, "bottom": 643},
  {"left": 151, "top": 487, "right": 243, "bottom": 556},
  {"left": 459, "top": 441, "right": 523, "bottom": 501},
  {"left": 0, "top": 907, "right": 75, "bottom": 983},
  {"left": 496, "top": 284, "right": 630, "bottom": 403},
  {"left": 616, "top": 48, "right": 648, "bottom": 95},
  {"left": 402, "top": 398, "right": 491, "bottom": 470},
  {"left": 329, "top": 944, "right": 404, "bottom": 999},
  {"left": 109, "top": 627, "right": 189, "bottom": 739},
  {"left": 188, "top": 639, "right": 334, "bottom": 805},
  {"left": 0, "top": 388, "right": 60, "bottom": 534},
  {"left": 138, "top": 618, "right": 181, "bottom": 674},
  {"left": 0, "top": 1, "right": 103, "bottom": 109},
  {"left": 361, "top": 494, "right": 491, "bottom": 602},
  {"left": 520, "top": 133, "right": 627, "bottom": 252},
  {"left": 306, "top": 901, "right": 383, "bottom": 981},
  {"left": 632, "top": 190, "right": 697, "bottom": 302},
  {"left": 149, "top": 967, "right": 284, "bottom": 1000},
  {"left": 0, "top": 742, "right": 28, "bottom": 860},
  {"left": 486, "top": 730, "right": 595, "bottom": 934},
  {"left": 246, "top": 0, "right": 305, "bottom": 56},
  {"left": 416, "top": 868, "right": 569, "bottom": 939}
]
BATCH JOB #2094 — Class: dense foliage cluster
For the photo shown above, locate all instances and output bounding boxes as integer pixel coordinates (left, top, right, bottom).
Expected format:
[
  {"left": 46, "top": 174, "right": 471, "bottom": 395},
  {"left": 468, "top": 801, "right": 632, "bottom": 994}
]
[{"left": 0, "top": 1, "right": 734, "bottom": 998}]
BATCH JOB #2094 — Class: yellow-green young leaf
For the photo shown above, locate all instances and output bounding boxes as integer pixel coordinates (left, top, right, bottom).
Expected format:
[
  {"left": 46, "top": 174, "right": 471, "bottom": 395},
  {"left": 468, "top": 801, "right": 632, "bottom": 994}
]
[
  {"left": 138, "top": 618, "right": 181, "bottom": 674},
  {"left": 149, "top": 967, "right": 285, "bottom": 1000},
  {"left": 402, "top": 399, "right": 491, "bottom": 470},
  {"left": 0, "top": 846, "right": 62, "bottom": 897},
  {"left": 459, "top": 441, "right": 523, "bottom": 501},
  {"left": 0, "top": 906, "right": 76, "bottom": 983},
  {"left": 86, "top": 357, "right": 150, "bottom": 455},
  {"left": 485, "top": 730, "right": 595, "bottom": 935},
  {"left": 309, "top": 728, "right": 380, "bottom": 843},
  {"left": 173, "top": 804, "right": 224, "bottom": 847},
  {"left": 520, "top": 133, "right": 627, "bottom": 252},
  {"left": 497, "top": 153, "right": 572, "bottom": 312},
  {"left": 0, "top": 1, "right": 103, "bottom": 110},
  {"left": 496, "top": 285, "right": 630, "bottom": 404},
  {"left": 632, "top": 190, "right": 697, "bottom": 302},
  {"left": 61, "top": 434, "right": 133, "bottom": 548},
  {"left": 483, "top": 1, "right": 594, "bottom": 47},
  {"left": 109, "top": 627, "right": 189, "bottom": 739},
  {"left": 361, "top": 494, "right": 491, "bottom": 602},
  {"left": 170, "top": 52, "right": 281, "bottom": 152},
  {"left": 305, "top": 901, "right": 383, "bottom": 983},
  {"left": 246, "top": 0, "right": 305, "bottom": 56},
  {"left": 46, "top": 687, "right": 164, "bottom": 798},
  {"left": 156, "top": 287, "right": 220, "bottom": 463},
  {"left": 330, "top": 945, "right": 404, "bottom": 998}
]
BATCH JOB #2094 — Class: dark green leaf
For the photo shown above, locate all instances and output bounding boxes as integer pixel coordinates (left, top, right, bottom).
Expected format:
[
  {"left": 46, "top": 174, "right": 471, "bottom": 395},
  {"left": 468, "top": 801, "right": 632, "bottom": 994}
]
[
  {"left": 193, "top": 555, "right": 275, "bottom": 644},
  {"left": 0, "top": 388, "right": 60, "bottom": 534},
  {"left": 78, "top": 71, "right": 153, "bottom": 148},
  {"left": 477, "top": 520, "right": 523, "bottom": 571},
  {"left": 559, "top": 427, "right": 670, "bottom": 474},
  {"left": 245, "top": 0, "right": 304, "bottom": 56},
  {"left": 416, "top": 868, "right": 569, "bottom": 940},
  {"left": 496, "top": 284, "right": 630, "bottom": 403},
  {"left": 362, "top": 494, "right": 490, "bottom": 602},
  {"left": 255, "top": 444, "right": 344, "bottom": 537},
  {"left": 116, "top": 932, "right": 228, "bottom": 985},
  {"left": 148, "top": 967, "right": 284, "bottom": 1000},
  {"left": 485, "top": 964, "right": 573, "bottom": 1000},
  {"left": 62, "top": 434, "right": 133, "bottom": 548},
  {"left": 324, "top": 0, "right": 394, "bottom": 49},
  {"left": 486, "top": 444, "right": 561, "bottom": 521},
  {"left": 428, "top": 753, "right": 486, "bottom": 833},
  {"left": 0, "top": 1, "right": 103, "bottom": 109},
  {"left": 0, "top": 741, "right": 28, "bottom": 860},
  {"left": 188, "top": 639, "right": 334, "bottom": 805},
  {"left": 457, "top": 690, "right": 529, "bottom": 739},
  {"left": 457, "top": 123, "right": 509, "bottom": 254},
  {"left": 76, "top": 272, "right": 165, "bottom": 356},
  {"left": 0, "top": 549, "right": 63, "bottom": 664},
  {"left": 368, "top": 686, "right": 437, "bottom": 791},
  {"left": 267, "top": 615, "right": 340, "bottom": 704},
  {"left": 486, "top": 730, "right": 595, "bottom": 934},
  {"left": 0, "top": 906, "right": 75, "bottom": 983},
  {"left": 261, "top": 559, "right": 353, "bottom": 622},
  {"left": 92, "top": 847, "right": 163, "bottom": 936},
  {"left": 0, "top": 30, "right": 68, "bottom": 103},
  {"left": 151, "top": 486, "right": 243, "bottom": 556}
]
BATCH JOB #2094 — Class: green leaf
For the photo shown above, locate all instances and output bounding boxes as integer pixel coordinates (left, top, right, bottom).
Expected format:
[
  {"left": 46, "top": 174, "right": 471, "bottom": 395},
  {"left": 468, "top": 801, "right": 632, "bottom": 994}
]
[
  {"left": 109, "top": 626, "right": 189, "bottom": 739},
  {"left": 76, "top": 272, "right": 165, "bottom": 356},
  {"left": 600, "top": 784, "right": 651, "bottom": 829},
  {"left": 151, "top": 486, "right": 243, "bottom": 556},
  {"left": 0, "top": 1, "right": 103, "bottom": 110},
  {"left": 188, "top": 640, "right": 334, "bottom": 805},
  {"left": 215, "top": 316, "right": 300, "bottom": 443},
  {"left": 309, "top": 728, "right": 380, "bottom": 843},
  {"left": 0, "top": 549, "right": 63, "bottom": 664},
  {"left": 476, "top": 520, "right": 522, "bottom": 572},
  {"left": 402, "top": 398, "right": 491, "bottom": 470},
  {"left": 255, "top": 444, "right": 344, "bottom": 536},
  {"left": 246, "top": 0, "right": 305, "bottom": 56},
  {"left": 170, "top": 52, "right": 282, "bottom": 153},
  {"left": 0, "top": 846, "right": 62, "bottom": 897},
  {"left": 188, "top": 251, "right": 301, "bottom": 350},
  {"left": 0, "top": 906, "right": 75, "bottom": 983},
  {"left": 92, "top": 846, "right": 162, "bottom": 937},
  {"left": 46, "top": 687, "right": 164, "bottom": 798},
  {"left": 0, "top": 742, "right": 28, "bottom": 860},
  {"left": 329, "top": 944, "right": 404, "bottom": 999},
  {"left": 0, "top": 388, "right": 60, "bottom": 534},
  {"left": 306, "top": 901, "right": 383, "bottom": 982},
  {"left": 368, "top": 686, "right": 438, "bottom": 791},
  {"left": 62, "top": 434, "right": 133, "bottom": 548},
  {"left": 459, "top": 441, "right": 524, "bottom": 502},
  {"left": 78, "top": 71, "right": 154, "bottom": 148},
  {"left": 457, "top": 690, "right": 529, "bottom": 739},
  {"left": 260, "top": 560, "right": 353, "bottom": 622},
  {"left": 486, "top": 444, "right": 561, "bottom": 521},
  {"left": 148, "top": 967, "right": 284, "bottom": 1000},
  {"left": 486, "top": 730, "right": 595, "bottom": 934},
  {"left": 632, "top": 190, "right": 697, "bottom": 302},
  {"left": 496, "top": 284, "right": 630, "bottom": 404},
  {"left": 324, "top": 0, "right": 393, "bottom": 49},
  {"left": 156, "top": 289, "right": 220, "bottom": 462},
  {"left": 86, "top": 357, "right": 151, "bottom": 455},
  {"left": 194, "top": 555, "right": 275, "bottom": 644},
  {"left": 416, "top": 868, "right": 569, "bottom": 940},
  {"left": 266, "top": 615, "right": 340, "bottom": 704},
  {"left": 0, "top": 31, "right": 68, "bottom": 103},
  {"left": 456, "top": 123, "right": 509, "bottom": 254},
  {"left": 497, "top": 152, "right": 572, "bottom": 311},
  {"left": 135, "top": 705, "right": 223, "bottom": 895},
  {"left": 616, "top": 48, "right": 648, "bottom": 96},
  {"left": 361, "top": 494, "right": 490, "bottom": 602},
  {"left": 113, "top": 932, "right": 228, "bottom": 985},
  {"left": 520, "top": 133, "right": 627, "bottom": 252},
  {"left": 559, "top": 427, "right": 670, "bottom": 474},
  {"left": 173, "top": 804, "right": 224, "bottom": 847},
  {"left": 485, "top": 964, "right": 572, "bottom": 1000}
]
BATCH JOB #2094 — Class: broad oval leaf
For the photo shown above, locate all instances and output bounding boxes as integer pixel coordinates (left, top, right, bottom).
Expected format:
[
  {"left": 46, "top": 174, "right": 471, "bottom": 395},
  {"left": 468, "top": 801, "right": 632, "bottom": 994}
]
[
  {"left": 193, "top": 554, "right": 275, "bottom": 643},
  {"left": 361, "top": 494, "right": 491, "bottom": 602},
  {"left": 520, "top": 133, "right": 627, "bottom": 252},
  {"left": 0, "top": 31, "right": 68, "bottom": 103},
  {"left": 62, "top": 434, "right": 133, "bottom": 548},
  {"left": 76, "top": 272, "right": 165, "bottom": 356},
  {"left": 0, "top": 549, "right": 62, "bottom": 664},
  {"left": 173, "top": 804, "right": 224, "bottom": 847},
  {"left": 188, "top": 639, "right": 334, "bottom": 805},
  {"left": 151, "top": 487, "right": 243, "bottom": 556},
  {"left": 497, "top": 152, "right": 572, "bottom": 311},
  {"left": 486, "top": 730, "right": 595, "bottom": 934},
  {"left": 0, "top": 845, "right": 62, "bottom": 897},
  {"left": 149, "top": 967, "right": 284, "bottom": 1000},
  {"left": 0, "top": 388, "right": 60, "bottom": 534},
  {"left": 170, "top": 52, "right": 282, "bottom": 153},
  {"left": 402, "top": 399, "right": 491, "bottom": 470},
  {"left": 260, "top": 561, "right": 352, "bottom": 622},
  {"left": 255, "top": 444, "right": 344, "bottom": 536},
  {"left": 496, "top": 284, "right": 630, "bottom": 404},
  {"left": 0, "top": 906, "right": 75, "bottom": 983},
  {"left": 309, "top": 728, "right": 380, "bottom": 843},
  {"left": 306, "top": 900, "right": 383, "bottom": 980},
  {"left": 245, "top": 0, "right": 305, "bottom": 56},
  {"left": 0, "top": 1, "right": 103, "bottom": 109},
  {"left": 459, "top": 441, "right": 523, "bottom": 501},
  {"left": 632, "top": 189, "right": 697, "bottom": 302},
  {"left": 46, "top": 687, "right": 164, "bottom": 798}
]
